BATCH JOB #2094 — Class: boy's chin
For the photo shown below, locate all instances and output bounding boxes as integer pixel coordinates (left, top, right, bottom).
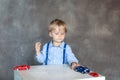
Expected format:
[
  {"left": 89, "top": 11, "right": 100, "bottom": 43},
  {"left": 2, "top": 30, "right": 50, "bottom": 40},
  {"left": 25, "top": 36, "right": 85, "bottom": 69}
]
[{"left": 55, "top": 40, "right": 63, "bottom": 43}]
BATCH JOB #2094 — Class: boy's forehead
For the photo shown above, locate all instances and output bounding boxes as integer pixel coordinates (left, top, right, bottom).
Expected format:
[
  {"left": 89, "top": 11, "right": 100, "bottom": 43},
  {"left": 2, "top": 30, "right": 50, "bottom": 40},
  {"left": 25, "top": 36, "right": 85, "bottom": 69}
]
[
  {"left": 52, "top": 29, "right": 65, "bottom": 33},
  {"left": 52, "top": 26, "right": 65, "bottom": 31}
]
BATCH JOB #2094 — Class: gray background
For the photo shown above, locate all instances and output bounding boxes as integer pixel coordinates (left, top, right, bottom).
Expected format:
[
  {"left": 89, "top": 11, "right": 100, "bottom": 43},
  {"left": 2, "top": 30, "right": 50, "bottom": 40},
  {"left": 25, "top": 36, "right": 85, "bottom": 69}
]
[{"left": 0, "top": 0, "right": 120, "bottom": 80}]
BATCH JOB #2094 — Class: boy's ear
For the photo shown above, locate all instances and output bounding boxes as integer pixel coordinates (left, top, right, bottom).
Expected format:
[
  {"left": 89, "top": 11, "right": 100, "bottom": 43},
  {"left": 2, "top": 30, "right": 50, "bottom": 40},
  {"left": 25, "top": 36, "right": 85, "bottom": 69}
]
[{"left": 49, "top": 32, "right": 52, "bottom": 37}]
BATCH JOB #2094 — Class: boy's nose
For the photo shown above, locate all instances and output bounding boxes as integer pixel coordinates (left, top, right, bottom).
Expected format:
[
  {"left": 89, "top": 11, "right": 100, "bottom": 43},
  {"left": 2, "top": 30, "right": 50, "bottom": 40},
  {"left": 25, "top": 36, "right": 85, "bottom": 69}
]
[{"left": 58, "top": 34, "right": 62, "bottom": 37}]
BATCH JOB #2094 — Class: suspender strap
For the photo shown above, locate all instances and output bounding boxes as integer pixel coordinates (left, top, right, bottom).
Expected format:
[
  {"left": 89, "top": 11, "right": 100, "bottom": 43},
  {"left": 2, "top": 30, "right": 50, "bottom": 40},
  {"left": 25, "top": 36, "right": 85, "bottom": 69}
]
[
  {"left": 63, "top": 43, "right": 66, "bottom": 64},
  {"left": 45, "top": 42, "right": 49, "bottom": 65}
]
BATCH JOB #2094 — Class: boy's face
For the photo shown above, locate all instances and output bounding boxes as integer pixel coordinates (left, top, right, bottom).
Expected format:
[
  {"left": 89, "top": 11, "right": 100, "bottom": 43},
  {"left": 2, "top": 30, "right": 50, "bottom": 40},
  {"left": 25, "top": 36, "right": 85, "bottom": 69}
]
[{"left": 49, "top": 26, "right": 66, "bottom": 44}]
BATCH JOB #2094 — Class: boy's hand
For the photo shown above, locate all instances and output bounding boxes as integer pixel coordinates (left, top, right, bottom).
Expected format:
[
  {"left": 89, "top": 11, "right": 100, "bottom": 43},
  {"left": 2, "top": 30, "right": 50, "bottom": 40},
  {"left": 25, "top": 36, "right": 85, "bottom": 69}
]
[
  {"left": 71, "top": 62, "right": 80, "bottom": 70},
  {"left": 35, "top": 42, "right": 41, "bottom": 55}
]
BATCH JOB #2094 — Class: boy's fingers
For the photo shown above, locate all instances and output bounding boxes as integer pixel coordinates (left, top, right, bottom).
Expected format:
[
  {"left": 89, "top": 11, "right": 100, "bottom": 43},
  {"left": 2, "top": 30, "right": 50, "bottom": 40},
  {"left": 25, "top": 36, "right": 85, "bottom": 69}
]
[
  {"left": 35, "top": 42, "right": 41, "bottom": 47},
  {"left": 35, "top": 42, "right": 41, "bottom": 55},
  {"left": 71, "top": 63, "right": 80, "bottom": 70},
  {"left": 71, "top": 63, "right": 77, "bottom": 70},
  {"left": 77, "top": 64, "right": 80, "bottom": 66}
]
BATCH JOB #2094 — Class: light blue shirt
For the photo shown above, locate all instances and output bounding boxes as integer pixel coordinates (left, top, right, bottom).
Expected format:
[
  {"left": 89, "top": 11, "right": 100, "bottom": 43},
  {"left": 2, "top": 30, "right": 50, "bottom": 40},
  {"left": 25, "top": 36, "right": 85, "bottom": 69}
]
[{"left": 36, "top": 41, "right": 78, "bottom": 65}]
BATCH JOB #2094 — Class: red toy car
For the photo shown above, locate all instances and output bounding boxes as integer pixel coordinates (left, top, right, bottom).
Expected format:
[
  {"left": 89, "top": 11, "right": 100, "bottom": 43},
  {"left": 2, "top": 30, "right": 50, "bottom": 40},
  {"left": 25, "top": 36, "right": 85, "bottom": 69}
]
[
  {"left": 89, "top": 72, "right": 99, "bottom": 77},
  {"left": 13, "top": 64, "right": 30, "bottom": 70}
]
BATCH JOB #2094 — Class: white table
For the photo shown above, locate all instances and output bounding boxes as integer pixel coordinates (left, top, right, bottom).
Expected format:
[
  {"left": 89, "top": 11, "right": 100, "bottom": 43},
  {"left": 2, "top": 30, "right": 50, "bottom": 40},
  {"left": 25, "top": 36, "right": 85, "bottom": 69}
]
[{"left": 14, "top": 64, "right": 105, "bottom": 80}]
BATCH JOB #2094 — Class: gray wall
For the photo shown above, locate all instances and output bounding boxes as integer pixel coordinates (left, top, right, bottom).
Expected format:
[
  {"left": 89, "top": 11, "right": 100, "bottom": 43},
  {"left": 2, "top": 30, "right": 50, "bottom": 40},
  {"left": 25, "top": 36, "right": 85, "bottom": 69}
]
[{"left": 0, "top": 0, "right": 120, "bottom": 80}]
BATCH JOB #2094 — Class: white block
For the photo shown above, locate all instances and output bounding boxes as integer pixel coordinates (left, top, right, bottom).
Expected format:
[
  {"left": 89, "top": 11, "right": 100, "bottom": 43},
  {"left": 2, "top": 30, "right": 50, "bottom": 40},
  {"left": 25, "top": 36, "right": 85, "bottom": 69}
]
[{"left": 14, "top": 64, "right": 105, "bottom": 80}]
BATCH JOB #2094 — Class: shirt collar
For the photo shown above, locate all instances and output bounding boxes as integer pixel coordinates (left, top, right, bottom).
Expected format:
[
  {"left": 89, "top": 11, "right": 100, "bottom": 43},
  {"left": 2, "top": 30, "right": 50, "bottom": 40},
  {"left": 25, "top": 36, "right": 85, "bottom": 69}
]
[{"left": 49, "top": 41, "right": 65, "bottom": 48}]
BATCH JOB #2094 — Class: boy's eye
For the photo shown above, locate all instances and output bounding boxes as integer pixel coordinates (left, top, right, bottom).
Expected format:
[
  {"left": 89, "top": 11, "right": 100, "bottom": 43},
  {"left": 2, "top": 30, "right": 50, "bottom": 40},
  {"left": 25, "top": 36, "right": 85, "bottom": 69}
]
[
  {"left": 54, "top": 33, "right": 65, "bottom": 35},
  {"left": 53, "top": 32, "right": 65, "bottom": 35},
  {"left": 61, "top": 33, "right": 65, "bottom": 35},
  {"left": 55, "top": 33, "right": 59, "bottom": 35}
]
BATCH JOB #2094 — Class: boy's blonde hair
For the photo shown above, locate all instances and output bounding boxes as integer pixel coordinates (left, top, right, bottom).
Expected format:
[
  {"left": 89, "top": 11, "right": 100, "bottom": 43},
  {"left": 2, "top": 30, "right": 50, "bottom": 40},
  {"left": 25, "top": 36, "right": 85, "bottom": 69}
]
[{"left": 49, "top": 19, "right": 67, "bottom": 33}]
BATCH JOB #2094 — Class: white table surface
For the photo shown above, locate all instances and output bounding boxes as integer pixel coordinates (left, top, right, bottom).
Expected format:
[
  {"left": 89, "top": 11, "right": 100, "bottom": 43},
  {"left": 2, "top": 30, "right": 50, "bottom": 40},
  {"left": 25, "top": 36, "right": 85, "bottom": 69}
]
[{"left": 14, "top": 64, "right": 105, "bottom": 80}]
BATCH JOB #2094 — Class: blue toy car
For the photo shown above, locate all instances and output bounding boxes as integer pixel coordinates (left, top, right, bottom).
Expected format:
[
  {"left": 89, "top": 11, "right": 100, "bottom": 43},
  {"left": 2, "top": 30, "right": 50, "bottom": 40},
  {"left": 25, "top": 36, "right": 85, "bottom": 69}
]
[{"left": 74, "top": 66, "right": 90, "bottom": 74}]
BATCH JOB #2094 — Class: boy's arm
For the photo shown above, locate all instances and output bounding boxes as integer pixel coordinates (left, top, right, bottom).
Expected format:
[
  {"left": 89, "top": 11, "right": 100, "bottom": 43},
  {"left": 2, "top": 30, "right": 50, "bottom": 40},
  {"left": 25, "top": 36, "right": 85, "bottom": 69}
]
[
  {"left": 35, "top": 43, "right": 47, "bottom": 64},
  {"left": 66, "top": 45, "right": 79, "bottom": 69}
]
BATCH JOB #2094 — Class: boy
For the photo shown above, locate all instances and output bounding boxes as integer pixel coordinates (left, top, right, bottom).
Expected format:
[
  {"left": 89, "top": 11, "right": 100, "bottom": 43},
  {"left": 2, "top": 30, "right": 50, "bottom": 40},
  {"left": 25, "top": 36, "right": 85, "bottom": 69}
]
[{"left": 35, "top": 19, "right": 79, "bottom": 69}]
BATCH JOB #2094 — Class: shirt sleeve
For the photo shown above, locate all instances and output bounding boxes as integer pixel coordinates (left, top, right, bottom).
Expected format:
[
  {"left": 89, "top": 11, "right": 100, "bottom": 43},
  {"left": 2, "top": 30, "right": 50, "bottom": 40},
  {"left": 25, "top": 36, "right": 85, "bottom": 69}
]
[
  {"left": 66, "top": 45, "right": 79, "bottom": 65},
  {"left": 35, "top": 43, "right": 47, "bottom": 64}
]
